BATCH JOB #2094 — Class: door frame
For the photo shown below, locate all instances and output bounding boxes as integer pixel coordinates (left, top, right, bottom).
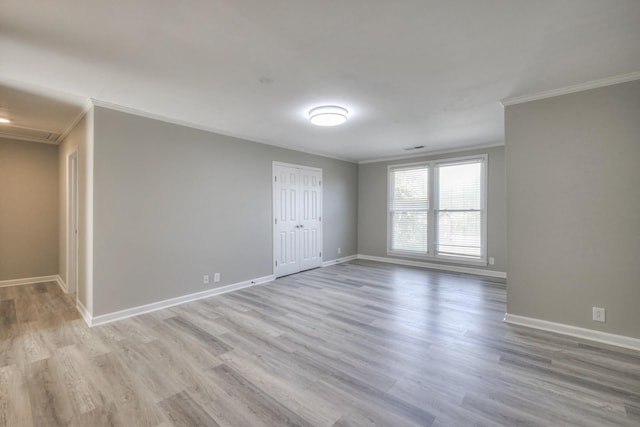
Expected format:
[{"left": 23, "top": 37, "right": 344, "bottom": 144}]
[
  {"left": 67, "top": 151, "right": 79, "bottom": 296},
  {"left": 272, "top": 161, "right": 323, "bottom": 277}
]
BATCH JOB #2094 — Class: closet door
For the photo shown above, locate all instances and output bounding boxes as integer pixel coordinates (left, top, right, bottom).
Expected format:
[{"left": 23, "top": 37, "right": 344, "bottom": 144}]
[
  {"left": 274, "top": 165, "right": 302, "bottom": 277},
  {"left": 273, "top": 163, "right": 323, "bottom": 277},
  {"left": 298, "top": 168, "right": 322, "bottom": 272}
]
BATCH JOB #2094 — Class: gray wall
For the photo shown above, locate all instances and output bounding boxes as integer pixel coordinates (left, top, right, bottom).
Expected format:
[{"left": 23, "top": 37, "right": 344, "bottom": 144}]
[
  {"left": 0, "top": 137, "right": 58, "bottom": 280},
  {"left": 92, "top": 106, "right": 358, "bottom": 316},
  {"left": 358, "top": 146, "right": 507, "bottom": 273},
  {"left": 58, "top": 111, "right": 94, "bottom": 311},
  {"left": 505, "top": 79, "right": 640, "bottom": 339}
]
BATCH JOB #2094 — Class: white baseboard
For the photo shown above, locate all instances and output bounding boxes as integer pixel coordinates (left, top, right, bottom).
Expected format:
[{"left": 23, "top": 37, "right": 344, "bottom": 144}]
[
  {"left": 55, "top": 275, "right": 68, "bottom": 293},
  {"left": 83, "top": 274, "right": 276, "bottom": 327},
  {"left": 356, "top": 254, "right": 507, "bottom": 279},
  {"left": 504, "top": 313, "right": 640, "bottom": 352},
  {"left": 76, "top": 300, "right": 92, "bottom": 326},
  {"left": 0, "top": 274, "right": 62, "bottom": 288},
  {"left": 321, "top": 255, "right": 358, "bottom": 267}
]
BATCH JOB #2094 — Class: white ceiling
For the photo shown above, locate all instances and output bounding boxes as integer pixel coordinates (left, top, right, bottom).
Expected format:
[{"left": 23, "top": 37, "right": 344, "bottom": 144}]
[{"left": 1, "top": 0, "right": 639, "bottom": 161}]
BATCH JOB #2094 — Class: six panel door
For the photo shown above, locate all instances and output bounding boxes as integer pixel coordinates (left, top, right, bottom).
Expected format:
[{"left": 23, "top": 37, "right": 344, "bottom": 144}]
[{"left": 273, "top": 163, "right": 322, "bottom": 277}]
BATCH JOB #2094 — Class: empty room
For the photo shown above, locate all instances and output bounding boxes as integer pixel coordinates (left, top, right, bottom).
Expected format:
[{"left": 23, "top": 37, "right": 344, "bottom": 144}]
[{"left": 1, "top": 1, "right": 639, "bottom": 426}]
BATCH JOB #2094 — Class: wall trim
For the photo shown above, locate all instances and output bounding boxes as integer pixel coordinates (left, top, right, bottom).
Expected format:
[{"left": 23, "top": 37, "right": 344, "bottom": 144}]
[
  {"left": 504, "top": 313, "right": 640, "bottom": 352},
  {"left": 358, "top": 142, "right": 504, "bottom": 165},
  {"left": 57, "top": 98, "right": 94, "bottom": 143},
  {"left": 81, "top": 274, "right": 276, "bottom": 327},
  {"left": 356, "top": 254, "right": 507, "bottom": 278},
  {"left": 501, "top": 71, "right": 640, "bottom": 106},
  {"left": 76, "top": 300, "right": 92, "bottom": 326},
  {"left": 0, "top": 275, "right": 61, "bottom": 288},
  {"left": 321, "top": 255, "right": 358, "bottom": 267},
  {"left": 90, "top": 99, "right": 356, "bottom": 164},
  {"left": 56, "top": 275, "right": 68, "bottom": 293},
  {"left": 85, "top": 107, "right": 95, "bottom": 315},
  {"left": 0, "top": 132, "right": 60, "bottom": 145},
  {"left": 0, "top": 274, "right": 68, "bottom": 293}
]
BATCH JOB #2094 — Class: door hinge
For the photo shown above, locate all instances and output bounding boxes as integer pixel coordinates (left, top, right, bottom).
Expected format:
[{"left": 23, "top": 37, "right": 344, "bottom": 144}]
[
  {"left": 319, "top": 251, "right": 322, "bottom": 257},
  {"left": 319, "top": 180, "right": 321, "bottom": 186},
  {"left": 275, "top": 260, "right": 278, "bottom": 267},
  {"left": 319, "top": 216, "right": 321, "bottom": 222},
  {"left": 274, "top": 176, "right": 277, "bottom": 182},
  {"left": 275, "top": 218, "right": 278, "bottom": 224}
]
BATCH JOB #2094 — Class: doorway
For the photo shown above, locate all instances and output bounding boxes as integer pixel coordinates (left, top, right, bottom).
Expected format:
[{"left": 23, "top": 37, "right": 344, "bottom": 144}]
[
  {"left": 273, "top": 162, "right": 323, "bottom": 277},
  {"left": 67, "top": 152, "right": 79, "bottom": 294}
]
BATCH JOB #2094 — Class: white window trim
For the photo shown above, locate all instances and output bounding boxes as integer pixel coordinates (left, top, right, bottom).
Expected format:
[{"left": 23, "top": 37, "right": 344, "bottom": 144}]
[{"left": 387, "top": 154, "right": 488, "bottom": 266}]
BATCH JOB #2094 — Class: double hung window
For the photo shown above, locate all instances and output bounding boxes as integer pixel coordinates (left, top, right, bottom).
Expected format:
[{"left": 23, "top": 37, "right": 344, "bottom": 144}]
[{"left": 388, "top": 155, "right": 487, "bottom": 264}]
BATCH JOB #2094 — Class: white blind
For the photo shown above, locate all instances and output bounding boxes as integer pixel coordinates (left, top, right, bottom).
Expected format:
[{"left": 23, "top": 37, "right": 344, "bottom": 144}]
[
  {"left": 389, "top": 166, "right": 428, "bottom": 253},
  {"left": 437, "top": 161, "right": 482, "bottom": 258}
]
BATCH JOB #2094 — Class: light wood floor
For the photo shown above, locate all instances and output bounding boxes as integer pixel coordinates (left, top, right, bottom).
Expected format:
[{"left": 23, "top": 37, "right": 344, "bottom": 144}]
[{"left": 1, "top": 261, "right": 639, "bottom": 426}]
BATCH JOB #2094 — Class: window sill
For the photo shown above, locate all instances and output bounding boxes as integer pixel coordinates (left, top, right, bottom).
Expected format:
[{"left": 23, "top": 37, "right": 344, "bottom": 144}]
[{"left": 387, "top": 250, "right": 488, "bottom": 267}]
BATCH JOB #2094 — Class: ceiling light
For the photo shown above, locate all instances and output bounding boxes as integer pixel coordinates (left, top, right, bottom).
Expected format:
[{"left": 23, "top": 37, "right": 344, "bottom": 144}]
[
  {"left": 309, "top": 106, "right": 348, "bottom": 126},
  {"left": 0, "top": 117, "right": 10, "bottom": 124}
]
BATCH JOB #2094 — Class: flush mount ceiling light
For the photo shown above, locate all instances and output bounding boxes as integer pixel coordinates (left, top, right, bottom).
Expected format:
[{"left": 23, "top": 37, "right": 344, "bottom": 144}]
[
  {"left": 0, "top": 117, "right": 10, "bottom": 124},
  {"left": 309, "top": 106, "right": 348, "bottom": 126}
]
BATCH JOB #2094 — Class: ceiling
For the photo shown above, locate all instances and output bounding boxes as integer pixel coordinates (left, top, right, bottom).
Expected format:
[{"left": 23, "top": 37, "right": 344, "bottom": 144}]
[{"left": 1, "top": 1, "right": 639, "bottom": 162}]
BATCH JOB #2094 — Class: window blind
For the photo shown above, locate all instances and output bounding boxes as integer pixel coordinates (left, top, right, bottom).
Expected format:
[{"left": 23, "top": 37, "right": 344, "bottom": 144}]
[
  {"left": 389, "top": 166, "right": 429, "bottom": 253},
  {"left": 436, "top": 161, "right": 482, "bottom": 258}
]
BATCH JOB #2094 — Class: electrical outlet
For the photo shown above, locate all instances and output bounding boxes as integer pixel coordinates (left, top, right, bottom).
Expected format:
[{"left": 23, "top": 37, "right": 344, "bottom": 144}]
[
  {"left": 214, "top": 273, "right": 220, "bottom": 283},
  {"left": 203, "top": 275, "right": 210, "bottom": 284},
  {"left": 592, "top": 307, "right": 606, "bottom": 322},
  {"left": 488, "top": 257, "right": 495, "bottom": 265},
  {"left": 338, "top": 247, "right": 342, "bottom": 254}
]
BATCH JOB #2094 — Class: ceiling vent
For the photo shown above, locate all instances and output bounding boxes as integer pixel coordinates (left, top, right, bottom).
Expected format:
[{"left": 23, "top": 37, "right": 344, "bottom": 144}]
[{"left": 0, "top": 124, "right": 61, "bottom": 144}]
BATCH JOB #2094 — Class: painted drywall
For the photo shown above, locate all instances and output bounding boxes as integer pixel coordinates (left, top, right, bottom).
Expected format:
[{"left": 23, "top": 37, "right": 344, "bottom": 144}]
[
  {"left": 505, "top": 79, "right": 640, "bottom": 339},
  {"left": 58, "top": 110, "right": 94, "bottom": 311},
  {"left": 91, "top": 106, "right": 358, "bottom": 316},
  {"left": 358, "top": 146, "right": 506, "bottom": 273},
  {"left": 0, "top": 138, "right": 59, "bottom": 280}
]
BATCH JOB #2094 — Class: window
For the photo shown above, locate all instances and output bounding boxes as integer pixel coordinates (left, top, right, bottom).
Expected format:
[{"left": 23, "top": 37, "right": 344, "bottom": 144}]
[
  {"left": 389, "top": 165, "right": 429, "bottom": 254},
  {"left": 436, "top": 160, "right": 483, "bottom": 258},
  {"left": 388, "top": 155, "right": 487, "bottom": 264}
]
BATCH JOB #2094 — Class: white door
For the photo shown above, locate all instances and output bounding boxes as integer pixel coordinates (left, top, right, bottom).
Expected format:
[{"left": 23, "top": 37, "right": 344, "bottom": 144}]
[
  {"left": 298, "top": 168, "right": 322, "bottom": 271},
  {"left": 274, "top": 165, "right": 302, "bottom": 277},
  {"left": 273, "top": 163, "right": 322, "bottom": 277}
]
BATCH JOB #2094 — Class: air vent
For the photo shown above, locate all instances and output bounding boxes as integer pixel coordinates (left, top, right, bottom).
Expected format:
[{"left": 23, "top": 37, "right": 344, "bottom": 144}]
[
  {"left": 404, "top": 145, "right": 425, "bottom": 151},
  {"left": 0, "top": 124, "right": 61, "bottom": 144}
]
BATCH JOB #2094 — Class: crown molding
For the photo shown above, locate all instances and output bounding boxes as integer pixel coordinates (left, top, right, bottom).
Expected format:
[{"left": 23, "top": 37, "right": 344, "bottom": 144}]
[
  {"left": 89, "top": 99, "right": 357, "bottom": 164},
  {"left": 501, "top": 71, "right": 640, "bottom": 106},
  {"left": 58, "top": 98, "right": 94, "bottom": 143},
  {"left": 358, "top": 141, "right": 504, "bottom": 165}
]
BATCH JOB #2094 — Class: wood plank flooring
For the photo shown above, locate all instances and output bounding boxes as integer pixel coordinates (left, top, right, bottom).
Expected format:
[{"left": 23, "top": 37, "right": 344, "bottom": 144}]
[{"left": 1, "top": 260, "right": 639, "bottom": 426}]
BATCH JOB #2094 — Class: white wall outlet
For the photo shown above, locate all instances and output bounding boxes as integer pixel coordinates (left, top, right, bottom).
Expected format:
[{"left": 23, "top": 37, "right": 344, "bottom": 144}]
[
  {"left": 592, "top": 307, "right": 606, "bottom": 322},
  {"left": 488, "top": 257, "right": 495, "bottom": 265},
  {"left": 338, "top": 247, "right": 342, "bottom": 254},
  {"left": 214, "top": 273, "right": 220, "bottom": 283},
  {"left": 203, "top": 274, "right": 210, "bottom": 284}
]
